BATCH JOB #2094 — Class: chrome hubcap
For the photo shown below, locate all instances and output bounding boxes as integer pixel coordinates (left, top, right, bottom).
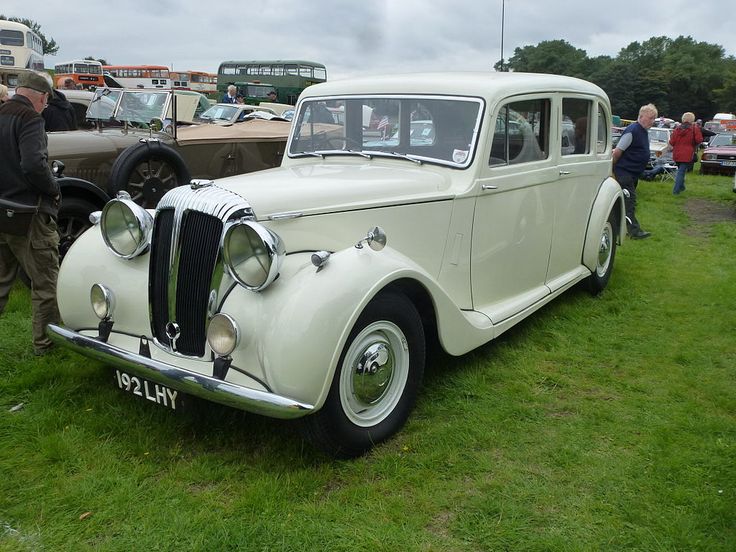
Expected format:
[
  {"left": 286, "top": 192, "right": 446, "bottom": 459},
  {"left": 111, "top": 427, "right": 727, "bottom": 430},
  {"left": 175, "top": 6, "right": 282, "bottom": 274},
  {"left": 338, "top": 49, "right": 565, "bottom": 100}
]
[
  {"left": 340, "top": 321, "right": 409, "bottom": 427},
  {"left": 596, "top": 222, "right": 613, "bottom": 276}
]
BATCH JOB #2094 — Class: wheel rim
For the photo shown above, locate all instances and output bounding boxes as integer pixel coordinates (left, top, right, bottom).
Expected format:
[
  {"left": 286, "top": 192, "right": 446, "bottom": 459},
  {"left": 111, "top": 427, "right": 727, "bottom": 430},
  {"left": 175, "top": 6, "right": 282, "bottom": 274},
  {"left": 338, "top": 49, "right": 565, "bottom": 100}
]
[
  {"left": 58, "top": 213, "right": 91, "bottom": 258},
  {"left": 127, "top": 158, "right": 178, "bottom": 207},
  {"left": 339, "top": 321, "right": 410, "bottom": 427},
  {"left": 596, "top": 221, "right": 614, "bottom": 277}
]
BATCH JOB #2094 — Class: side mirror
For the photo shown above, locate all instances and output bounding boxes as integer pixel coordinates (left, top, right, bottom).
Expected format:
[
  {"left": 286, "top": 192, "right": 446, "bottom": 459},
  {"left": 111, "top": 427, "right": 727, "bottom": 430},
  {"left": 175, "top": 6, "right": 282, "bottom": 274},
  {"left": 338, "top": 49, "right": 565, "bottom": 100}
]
[{"left": 355, "top": 226, "right": 387, "bottom": 251}]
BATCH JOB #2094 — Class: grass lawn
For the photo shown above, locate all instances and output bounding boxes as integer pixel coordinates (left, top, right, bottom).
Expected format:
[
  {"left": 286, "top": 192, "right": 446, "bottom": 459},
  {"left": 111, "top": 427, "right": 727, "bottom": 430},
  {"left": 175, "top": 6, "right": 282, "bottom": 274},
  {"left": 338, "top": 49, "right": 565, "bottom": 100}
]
[{"left": 1, "top": 169, "right": 735, "bottom": 551}]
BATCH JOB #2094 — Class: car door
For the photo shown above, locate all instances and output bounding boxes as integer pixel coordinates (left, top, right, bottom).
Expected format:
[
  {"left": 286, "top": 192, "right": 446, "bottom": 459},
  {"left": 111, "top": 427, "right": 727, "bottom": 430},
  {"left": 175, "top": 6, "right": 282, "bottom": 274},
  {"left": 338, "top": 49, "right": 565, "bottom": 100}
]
[
  {"left": 471, "top": 95, "right": 558, "bottom": 324},
  {"left": 545, "top": 97, "right": 607, "bottom": 292}
]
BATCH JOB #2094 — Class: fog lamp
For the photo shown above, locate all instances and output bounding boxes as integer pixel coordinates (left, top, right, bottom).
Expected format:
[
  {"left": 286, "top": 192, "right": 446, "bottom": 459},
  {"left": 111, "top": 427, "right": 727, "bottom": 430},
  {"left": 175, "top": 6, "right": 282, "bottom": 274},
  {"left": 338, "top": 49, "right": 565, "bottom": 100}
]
[
  {"left": 207, "top": 313, "right": 240, "bottom": 357},
  {"left": 90, "top": 283, "right": 115, "bottom": 320}
]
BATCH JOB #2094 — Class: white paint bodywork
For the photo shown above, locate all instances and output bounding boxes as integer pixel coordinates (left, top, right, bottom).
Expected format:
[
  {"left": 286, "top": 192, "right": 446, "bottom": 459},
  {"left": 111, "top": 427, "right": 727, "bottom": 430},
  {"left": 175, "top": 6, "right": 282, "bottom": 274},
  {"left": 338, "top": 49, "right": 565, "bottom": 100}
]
[{"left": 55, "top": 72, "right": 625, "bottom": 415}]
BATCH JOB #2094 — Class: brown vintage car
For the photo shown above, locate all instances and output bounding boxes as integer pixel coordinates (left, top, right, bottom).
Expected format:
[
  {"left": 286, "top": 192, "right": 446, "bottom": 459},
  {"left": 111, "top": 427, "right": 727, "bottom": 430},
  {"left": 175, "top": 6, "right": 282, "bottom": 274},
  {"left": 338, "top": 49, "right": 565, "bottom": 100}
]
[{"left": 47, "top": 87, "right": 290, "bottom": 252}]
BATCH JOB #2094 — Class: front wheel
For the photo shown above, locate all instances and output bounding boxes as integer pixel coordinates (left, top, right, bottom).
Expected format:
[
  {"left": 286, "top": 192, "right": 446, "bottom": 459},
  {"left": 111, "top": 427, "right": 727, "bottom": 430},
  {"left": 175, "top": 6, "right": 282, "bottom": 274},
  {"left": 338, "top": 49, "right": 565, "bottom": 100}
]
[
  {"left": 301, "top": 292, "right": 426, "bottom": 458},
  {"left": 587, "top": 208, "right": 618, "bottom": 295}
]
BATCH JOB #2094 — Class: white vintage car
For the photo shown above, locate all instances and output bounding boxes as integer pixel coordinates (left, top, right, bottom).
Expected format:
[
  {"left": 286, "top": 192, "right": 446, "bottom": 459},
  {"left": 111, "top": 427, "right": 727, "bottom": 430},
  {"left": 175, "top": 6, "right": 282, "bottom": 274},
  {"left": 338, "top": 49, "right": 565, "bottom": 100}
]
[{"left": 48, "top": 73, "right": 625, "bottom": 458}]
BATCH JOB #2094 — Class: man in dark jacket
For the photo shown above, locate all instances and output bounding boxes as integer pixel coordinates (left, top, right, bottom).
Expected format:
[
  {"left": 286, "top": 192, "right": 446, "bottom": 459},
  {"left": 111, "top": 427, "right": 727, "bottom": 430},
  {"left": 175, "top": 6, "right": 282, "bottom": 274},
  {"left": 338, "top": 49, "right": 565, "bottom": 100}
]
[
  {"left": 42, "top": 88, "right": 77, "bottom": 131},
  {"left": 0, "top": 70, "right": 61, "bottom": 355},
  {"left": 612, "top": 103, "right": 658, "bottom": 239}
]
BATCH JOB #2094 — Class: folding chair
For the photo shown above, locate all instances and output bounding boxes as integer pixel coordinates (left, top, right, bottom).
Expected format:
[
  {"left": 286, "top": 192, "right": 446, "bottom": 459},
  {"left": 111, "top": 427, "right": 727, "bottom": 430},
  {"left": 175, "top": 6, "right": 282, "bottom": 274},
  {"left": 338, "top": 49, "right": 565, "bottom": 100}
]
[{"left": 657, "top": 163, "right": 677, "bottom": 182}]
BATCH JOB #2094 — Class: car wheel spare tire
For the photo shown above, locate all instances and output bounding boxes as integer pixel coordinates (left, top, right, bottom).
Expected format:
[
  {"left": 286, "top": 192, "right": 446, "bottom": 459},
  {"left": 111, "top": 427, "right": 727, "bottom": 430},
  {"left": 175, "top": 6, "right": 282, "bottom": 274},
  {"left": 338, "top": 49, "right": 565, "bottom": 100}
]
[{"left": 109, "top": 141, "right": 190, "bottom": 208}]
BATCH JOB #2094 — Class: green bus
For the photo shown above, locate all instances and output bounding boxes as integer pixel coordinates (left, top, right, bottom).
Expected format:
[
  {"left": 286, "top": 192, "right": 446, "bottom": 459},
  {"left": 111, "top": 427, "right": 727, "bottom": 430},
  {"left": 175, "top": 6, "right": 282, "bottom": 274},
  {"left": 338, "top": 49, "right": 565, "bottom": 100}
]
[{"left": 216, "top": 59, "right": 327, "bottom": 105}]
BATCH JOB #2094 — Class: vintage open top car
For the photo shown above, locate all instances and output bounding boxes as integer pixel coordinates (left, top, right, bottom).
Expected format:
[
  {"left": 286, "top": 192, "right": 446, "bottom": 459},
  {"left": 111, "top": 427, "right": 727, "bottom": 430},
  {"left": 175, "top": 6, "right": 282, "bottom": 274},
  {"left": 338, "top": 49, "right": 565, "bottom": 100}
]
[{"left": 48, "top": 73, "right": 625, "bottom": 458}]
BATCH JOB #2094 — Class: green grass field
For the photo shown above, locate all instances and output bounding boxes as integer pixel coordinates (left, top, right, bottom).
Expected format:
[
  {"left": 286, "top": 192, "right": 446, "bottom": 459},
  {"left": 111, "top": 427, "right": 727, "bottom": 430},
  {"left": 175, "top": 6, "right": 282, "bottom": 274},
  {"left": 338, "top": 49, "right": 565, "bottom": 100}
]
[{"left": 1, "top": 170, "right": 735, "bottom": 551}]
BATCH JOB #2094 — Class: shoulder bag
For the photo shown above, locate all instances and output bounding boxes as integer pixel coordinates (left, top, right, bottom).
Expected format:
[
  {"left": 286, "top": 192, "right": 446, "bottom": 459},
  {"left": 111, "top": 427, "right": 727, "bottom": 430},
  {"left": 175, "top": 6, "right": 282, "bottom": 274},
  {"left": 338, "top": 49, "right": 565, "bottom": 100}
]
[{"left": 0, "top": 197, "right": 39, "bottom": 236}]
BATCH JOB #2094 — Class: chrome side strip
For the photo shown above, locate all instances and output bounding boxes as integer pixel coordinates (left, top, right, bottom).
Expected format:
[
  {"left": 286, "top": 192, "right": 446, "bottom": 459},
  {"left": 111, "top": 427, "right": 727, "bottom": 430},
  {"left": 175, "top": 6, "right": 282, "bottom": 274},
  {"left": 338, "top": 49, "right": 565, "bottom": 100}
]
[{"left": 47, "top": 324, "right": 314, "bottom": 419}]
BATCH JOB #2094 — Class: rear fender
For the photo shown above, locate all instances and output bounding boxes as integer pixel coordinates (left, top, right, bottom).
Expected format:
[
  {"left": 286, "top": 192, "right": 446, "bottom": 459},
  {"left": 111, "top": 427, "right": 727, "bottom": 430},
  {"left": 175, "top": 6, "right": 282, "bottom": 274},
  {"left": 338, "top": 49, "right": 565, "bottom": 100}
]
[{"left": 582, "top": 176, "right": 625, "bottom": 271}]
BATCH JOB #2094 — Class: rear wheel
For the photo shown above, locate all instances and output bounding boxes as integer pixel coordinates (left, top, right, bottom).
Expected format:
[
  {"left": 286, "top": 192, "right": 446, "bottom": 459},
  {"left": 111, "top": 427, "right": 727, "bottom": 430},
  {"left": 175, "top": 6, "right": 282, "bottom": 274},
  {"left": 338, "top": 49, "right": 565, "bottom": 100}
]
[
  {"left": 587, "top": 208, "right": 618, "bottom": 295},
  {"left": 301, "top": 292, "right": 425, "bottom": 458}
]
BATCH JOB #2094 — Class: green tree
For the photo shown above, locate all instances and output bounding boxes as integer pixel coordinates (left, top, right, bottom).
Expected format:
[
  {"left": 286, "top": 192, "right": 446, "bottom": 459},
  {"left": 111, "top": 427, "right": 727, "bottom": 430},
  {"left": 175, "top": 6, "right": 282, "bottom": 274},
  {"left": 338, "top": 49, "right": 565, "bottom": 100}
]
[
  {"left": 506, "top": 39, "right": 589, "bottom": 78},
  {"left": 0, "top": 15, "right": 58, "bottom": 55},
  {"left": 84, "top": 56, "right": 109, "bottom": 66}
]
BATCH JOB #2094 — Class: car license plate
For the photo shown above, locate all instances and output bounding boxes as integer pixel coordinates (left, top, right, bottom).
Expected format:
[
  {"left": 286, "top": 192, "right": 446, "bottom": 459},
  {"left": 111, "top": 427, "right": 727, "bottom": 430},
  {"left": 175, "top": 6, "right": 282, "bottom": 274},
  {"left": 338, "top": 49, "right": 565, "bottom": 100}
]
[
  {"left": 114, "top": 369, "right": 180, "bottom": 410},
  {"left": 722, "top": 161, "right": 736, "bottom": 167}
]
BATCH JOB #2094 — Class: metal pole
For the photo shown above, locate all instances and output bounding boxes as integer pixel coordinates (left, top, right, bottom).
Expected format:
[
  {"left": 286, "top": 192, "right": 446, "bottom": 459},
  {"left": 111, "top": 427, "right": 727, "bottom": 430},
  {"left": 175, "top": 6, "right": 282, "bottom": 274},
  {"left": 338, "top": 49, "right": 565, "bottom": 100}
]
[{"left": 500, "top": 0, "right": 505, "bottom": 69}]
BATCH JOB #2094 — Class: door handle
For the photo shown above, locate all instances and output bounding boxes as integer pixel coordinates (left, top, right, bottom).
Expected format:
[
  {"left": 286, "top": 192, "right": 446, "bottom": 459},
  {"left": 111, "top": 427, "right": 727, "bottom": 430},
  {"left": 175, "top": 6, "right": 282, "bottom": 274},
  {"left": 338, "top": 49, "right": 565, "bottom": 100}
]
[
  {"left": 559, "top": 170, "right": 571, "bottom": 175},
  {"left": 481, "top": 184, "right": 498, "bottom": 190}
]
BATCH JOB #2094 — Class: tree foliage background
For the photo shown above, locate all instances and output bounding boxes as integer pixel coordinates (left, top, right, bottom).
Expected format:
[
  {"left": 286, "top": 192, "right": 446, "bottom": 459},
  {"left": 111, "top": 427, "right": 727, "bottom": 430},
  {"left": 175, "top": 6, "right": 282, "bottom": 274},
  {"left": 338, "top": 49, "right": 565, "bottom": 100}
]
[{"left": 502, "top": 36, "right": 736, "bottom": 120}]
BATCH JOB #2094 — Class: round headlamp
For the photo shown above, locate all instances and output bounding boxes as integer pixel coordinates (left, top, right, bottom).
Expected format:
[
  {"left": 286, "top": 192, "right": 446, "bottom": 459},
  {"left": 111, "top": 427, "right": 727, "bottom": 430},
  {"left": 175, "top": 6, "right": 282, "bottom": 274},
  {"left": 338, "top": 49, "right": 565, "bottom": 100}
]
[
  {"left": 223, "top": 221, "right": 285, "bottom": 291},
  {"left": 100, "top": 193, "right": 153, "bottom": 259},
  {"left": 207, "top": 313, "right": 240, "bottom": 356},
  {"left": 90, "top": 283, "right": 115, "bottom": 320}
]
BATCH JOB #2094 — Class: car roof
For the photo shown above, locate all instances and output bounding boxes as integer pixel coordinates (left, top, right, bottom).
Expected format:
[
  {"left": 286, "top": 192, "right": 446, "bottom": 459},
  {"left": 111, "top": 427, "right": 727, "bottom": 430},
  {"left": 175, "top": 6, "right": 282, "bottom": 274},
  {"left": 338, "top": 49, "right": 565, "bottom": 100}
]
[{"left": 300, "top": 72, "right": 608, "bottom": 103}]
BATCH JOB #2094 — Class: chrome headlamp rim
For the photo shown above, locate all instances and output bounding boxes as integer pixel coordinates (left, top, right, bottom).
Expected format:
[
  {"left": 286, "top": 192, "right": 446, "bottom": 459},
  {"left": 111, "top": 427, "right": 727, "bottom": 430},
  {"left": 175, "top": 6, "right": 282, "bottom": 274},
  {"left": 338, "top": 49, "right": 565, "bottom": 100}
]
[
  {"left": 90, "top": 283, "right": 115, "bottom": 320},
  {"left": 222, "top": 220, "right": 285, "bottom": 292},
  {"left": 207, "top": 312, "right": 240, "bottom": 357},
  {"left": 100, "top": 194, "right": 154, "bottom": 259}
]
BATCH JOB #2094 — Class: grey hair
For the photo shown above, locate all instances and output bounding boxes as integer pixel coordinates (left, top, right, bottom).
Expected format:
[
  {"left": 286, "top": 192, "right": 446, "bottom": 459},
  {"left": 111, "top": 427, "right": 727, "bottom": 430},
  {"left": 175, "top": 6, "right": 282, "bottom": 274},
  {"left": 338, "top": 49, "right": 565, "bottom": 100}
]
[
  {"left": 639, "top": 103, "right": 658, "bottom": 118},
  {"left": 681, "top": 112, "right": 695, "bottom": 123}
]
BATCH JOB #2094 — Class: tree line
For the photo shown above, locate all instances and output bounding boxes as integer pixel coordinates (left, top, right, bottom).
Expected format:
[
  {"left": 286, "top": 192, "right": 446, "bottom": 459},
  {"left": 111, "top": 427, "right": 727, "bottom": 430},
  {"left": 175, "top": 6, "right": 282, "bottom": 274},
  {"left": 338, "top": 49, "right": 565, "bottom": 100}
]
[{"left": 495, "top": 36, "right": 736, "bottom": 122}]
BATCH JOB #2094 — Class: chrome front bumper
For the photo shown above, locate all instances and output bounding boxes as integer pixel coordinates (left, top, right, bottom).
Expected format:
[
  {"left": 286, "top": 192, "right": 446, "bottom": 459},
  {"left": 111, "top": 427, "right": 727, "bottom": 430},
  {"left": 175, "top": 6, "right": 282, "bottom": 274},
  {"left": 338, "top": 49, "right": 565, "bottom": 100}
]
[{"left": 47, "top": 324, "right": 314, "bottom": 419}]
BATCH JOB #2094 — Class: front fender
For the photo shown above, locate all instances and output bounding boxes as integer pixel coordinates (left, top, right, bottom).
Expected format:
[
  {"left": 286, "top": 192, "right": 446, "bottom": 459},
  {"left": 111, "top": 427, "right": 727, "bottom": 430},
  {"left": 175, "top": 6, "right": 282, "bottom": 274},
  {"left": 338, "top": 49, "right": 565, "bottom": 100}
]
[
  {"left": 582, "top": 176, "right": 625, "bottom": 271},
  {"left": 220, "top": 244, "right": 493, "bottom": 410}
]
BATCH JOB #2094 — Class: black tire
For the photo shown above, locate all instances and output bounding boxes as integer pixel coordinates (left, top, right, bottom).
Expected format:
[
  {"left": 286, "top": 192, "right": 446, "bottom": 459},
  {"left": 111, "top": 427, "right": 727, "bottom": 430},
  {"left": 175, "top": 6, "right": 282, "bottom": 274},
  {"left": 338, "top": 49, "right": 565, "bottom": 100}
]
[
  {"left": 17, "top": 196, "right": 98, "bottom": 288},
  {"left": 301, "top": 292, "right": 426, "bottom": 458},
  {"left": 57, "top": 197, "right": 99, "bottom": 259},
  {"left": 109, "top": 141, "right": 190, "bottom": 208},
  {"left": 587, "top": 207, "right": 618, "bottom": 295}
]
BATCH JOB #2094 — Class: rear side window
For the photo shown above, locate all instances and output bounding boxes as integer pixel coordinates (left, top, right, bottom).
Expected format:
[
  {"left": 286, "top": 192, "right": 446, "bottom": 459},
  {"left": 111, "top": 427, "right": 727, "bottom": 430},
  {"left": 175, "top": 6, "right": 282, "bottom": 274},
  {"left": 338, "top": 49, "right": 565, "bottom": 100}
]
[
  {"left": 596, "top": 104, "right": 608, "bottom": 153},
  {"left": 490, "top": 98, "right": 550, "bottom": 166},
  {"left": 561, "top": 98, "right": 592, "bottom": 156}
]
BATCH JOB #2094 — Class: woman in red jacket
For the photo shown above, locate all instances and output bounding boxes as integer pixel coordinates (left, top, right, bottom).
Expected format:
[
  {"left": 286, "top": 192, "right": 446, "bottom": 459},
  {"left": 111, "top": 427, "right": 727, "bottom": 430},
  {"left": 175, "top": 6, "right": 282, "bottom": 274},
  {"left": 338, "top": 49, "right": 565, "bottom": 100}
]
[{"left": 669, "top": 112, "right": 703, "bottom": 195}]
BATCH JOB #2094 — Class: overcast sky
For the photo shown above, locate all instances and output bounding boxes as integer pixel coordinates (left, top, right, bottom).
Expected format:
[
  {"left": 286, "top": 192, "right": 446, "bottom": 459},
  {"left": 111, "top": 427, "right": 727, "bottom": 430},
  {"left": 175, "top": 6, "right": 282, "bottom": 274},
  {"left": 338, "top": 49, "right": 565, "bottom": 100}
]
[{"left": 4, "top": 0, "right": 734, "bottom": 80}]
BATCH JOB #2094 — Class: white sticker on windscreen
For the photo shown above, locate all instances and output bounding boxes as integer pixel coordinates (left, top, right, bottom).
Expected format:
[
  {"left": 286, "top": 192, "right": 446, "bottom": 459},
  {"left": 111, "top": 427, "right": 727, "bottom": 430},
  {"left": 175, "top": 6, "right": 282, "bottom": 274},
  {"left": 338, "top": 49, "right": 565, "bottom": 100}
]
[{"left": 453, "top": 149, "right": 469, "bottom": 164}]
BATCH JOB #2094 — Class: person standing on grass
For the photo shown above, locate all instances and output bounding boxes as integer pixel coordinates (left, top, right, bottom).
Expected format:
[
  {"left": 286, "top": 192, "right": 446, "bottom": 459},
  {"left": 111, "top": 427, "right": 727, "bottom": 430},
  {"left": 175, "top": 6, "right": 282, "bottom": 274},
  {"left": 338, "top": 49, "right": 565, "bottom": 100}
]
[
  {"left": 669, "top": 112, "right": 703, "bottom": 194},
  {"left": 0, "top": 71, "right": 61, "bottom": 356},
  {"left": 612, "top": 103, "right": 658, "bottom": 239}
]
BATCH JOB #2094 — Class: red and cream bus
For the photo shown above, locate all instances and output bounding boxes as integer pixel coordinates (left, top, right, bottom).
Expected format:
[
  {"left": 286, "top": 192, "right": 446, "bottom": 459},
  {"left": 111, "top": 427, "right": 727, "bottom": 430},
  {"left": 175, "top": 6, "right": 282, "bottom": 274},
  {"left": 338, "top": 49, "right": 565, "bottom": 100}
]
[
  {"left": 188, "top": 71, "right": 217, "bottom": 96},
  {"left": 170, "top": 71, "right": 191, "bottom": 90},
  {"left": 102, "top": 65, "right": 171, "bottom": 89},
  {"left": 54, "top": 59, "right": 104, "bottom": 89}
]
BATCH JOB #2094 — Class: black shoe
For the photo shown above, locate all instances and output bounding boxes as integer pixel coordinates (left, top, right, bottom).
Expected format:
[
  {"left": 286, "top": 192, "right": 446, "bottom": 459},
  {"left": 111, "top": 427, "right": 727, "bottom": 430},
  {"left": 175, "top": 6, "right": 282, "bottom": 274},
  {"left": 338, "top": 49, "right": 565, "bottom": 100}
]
[{"left": 628, "top": 230, "right": 651, "bottom": 240}]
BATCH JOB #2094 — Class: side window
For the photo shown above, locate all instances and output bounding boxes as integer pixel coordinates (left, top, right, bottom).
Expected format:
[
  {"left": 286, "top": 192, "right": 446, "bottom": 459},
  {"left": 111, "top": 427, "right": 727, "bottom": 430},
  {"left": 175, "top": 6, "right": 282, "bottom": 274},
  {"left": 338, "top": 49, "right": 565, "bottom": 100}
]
[
  {"left": 596, "top": 105, "right": 608, "bottom": 153},
  {"left": 562, "top": 98, "right": 591, "bottom": 156},
  {"left": 490, "top": 98, "right": 550, "bottom": 166}
]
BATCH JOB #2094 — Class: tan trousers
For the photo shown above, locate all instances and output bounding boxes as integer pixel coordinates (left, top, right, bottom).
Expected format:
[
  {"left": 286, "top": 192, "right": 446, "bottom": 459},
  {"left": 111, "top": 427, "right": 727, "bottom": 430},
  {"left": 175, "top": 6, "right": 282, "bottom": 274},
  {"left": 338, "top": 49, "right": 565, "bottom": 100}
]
[{"left": 0, "top": 213, "right": 61, "bottom": 354}]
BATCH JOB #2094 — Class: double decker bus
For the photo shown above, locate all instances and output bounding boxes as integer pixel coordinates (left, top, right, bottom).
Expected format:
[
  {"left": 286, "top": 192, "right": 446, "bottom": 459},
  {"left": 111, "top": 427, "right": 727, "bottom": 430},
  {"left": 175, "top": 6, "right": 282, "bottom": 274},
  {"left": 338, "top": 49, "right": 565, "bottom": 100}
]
[
  {"left": 102, "top": 65, "right": 171, "bottom": 89},
  {"left": 54, "top": 59, "right": 104, "bottom": 89},
  {"left": 0, "top": 19, "right": 44, "bottom": 87},
  {"left": 216, "top": 60, "right": 326, "bottom": 104}
]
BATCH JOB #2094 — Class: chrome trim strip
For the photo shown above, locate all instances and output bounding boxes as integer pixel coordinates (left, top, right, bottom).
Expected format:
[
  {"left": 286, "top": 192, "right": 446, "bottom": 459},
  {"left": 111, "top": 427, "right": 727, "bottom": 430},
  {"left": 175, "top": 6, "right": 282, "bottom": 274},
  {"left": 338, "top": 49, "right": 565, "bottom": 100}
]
[{"left": 47, "top": 324, "right": 314, "bottom": 419}]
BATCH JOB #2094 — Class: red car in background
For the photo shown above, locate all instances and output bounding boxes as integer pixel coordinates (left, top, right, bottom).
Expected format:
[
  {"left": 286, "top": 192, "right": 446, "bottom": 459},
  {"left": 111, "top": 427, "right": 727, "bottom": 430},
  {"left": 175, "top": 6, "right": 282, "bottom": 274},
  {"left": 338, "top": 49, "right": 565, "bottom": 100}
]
[{"left": 699, "top": 133, "right": 736, "bottom": 176}]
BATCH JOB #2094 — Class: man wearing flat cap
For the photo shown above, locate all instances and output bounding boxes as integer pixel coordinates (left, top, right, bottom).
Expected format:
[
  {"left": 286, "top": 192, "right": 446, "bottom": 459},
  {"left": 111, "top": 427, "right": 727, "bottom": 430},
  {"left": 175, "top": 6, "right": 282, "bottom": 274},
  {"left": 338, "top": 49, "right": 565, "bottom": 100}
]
[{"left": 0, "top": 70, "right": 61, "bottom": 355}]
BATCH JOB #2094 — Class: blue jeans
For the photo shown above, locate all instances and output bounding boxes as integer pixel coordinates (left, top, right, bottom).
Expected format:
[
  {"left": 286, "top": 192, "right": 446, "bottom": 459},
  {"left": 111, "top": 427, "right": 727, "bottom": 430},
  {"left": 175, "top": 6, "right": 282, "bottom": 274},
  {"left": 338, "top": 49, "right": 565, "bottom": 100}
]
[{"left": 673, "top": 162, "right": 690, "bottom": 194}]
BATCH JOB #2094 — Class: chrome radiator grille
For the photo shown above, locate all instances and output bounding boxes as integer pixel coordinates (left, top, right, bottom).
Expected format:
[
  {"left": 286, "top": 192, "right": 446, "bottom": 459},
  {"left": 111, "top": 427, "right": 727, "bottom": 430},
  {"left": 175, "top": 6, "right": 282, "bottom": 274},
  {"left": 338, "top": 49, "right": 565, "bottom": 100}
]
[{"left": 148, "top": 184, "right": 253, "bottom": 357}]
